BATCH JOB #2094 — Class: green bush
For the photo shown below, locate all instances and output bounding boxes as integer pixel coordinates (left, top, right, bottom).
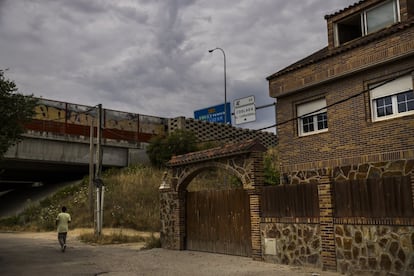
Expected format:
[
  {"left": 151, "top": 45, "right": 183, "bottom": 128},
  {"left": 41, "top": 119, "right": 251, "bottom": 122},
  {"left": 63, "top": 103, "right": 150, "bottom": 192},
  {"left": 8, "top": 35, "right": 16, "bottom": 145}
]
[{"left": 146, "top": 130, "right": 198, "bottom": 168}]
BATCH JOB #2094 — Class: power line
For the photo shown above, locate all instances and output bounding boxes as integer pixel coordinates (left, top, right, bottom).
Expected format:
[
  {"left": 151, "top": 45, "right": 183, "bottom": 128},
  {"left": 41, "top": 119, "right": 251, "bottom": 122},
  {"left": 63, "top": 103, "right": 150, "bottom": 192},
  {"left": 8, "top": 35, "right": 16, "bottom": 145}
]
[
  {"left": 254, "top": 67, "right": 414, "bottom": 132},
  {"left": 29, "top": 67, "right": 413, "bottom": 143}
]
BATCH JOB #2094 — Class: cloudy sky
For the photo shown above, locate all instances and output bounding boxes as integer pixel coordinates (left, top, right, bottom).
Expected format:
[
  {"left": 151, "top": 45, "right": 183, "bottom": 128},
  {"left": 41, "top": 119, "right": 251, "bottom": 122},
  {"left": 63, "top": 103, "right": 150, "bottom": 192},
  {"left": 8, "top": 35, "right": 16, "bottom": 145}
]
[{"left": 0, "top": 0, "right": 357, "bottom": 132}]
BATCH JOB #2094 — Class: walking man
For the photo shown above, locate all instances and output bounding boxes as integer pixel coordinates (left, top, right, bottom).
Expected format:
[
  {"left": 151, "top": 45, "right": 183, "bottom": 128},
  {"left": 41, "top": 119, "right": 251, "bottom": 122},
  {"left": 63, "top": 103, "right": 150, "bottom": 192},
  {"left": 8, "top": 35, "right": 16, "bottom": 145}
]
[{"left": 56, "top": 206, "right": 71, "bottom": 252}]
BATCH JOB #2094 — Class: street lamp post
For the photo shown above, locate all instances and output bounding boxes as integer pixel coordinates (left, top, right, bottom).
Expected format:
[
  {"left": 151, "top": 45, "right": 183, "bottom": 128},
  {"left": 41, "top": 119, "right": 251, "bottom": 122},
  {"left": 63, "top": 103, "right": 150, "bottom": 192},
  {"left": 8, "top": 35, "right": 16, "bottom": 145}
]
[{"left": 208, "top": 47, "right": 227, "bottom": 124}]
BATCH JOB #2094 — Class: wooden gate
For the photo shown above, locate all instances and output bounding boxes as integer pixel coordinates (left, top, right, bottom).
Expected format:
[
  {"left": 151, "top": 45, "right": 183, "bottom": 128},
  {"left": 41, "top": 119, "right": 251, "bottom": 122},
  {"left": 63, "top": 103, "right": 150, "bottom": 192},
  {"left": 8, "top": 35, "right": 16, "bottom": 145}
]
[{"left": 186, "top": 189, "right": 251, "bottom": 257}]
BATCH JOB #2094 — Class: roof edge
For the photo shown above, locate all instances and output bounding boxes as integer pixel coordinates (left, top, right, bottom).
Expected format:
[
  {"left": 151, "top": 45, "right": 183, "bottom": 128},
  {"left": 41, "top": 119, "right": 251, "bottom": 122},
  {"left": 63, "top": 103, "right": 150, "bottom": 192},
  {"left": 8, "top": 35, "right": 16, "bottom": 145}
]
[
  {"left": 324, "top": 1, "right": 365, "bottom": 19},
  {"left": 167, "top": 139, "right": 267, "bottom": 167}
]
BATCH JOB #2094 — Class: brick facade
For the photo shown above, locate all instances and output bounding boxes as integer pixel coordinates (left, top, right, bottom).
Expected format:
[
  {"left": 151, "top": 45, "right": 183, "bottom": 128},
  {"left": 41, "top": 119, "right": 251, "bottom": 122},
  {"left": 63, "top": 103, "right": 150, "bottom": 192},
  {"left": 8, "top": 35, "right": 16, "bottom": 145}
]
[
  {"left": 270, "top": 44, "right": 414, "bottom": 169},
  {"left": 275, "top": 61, "right": 414, "bottom": 170},
  {"left": 267, "top": 0, "right": 414, "bottom": 170}
]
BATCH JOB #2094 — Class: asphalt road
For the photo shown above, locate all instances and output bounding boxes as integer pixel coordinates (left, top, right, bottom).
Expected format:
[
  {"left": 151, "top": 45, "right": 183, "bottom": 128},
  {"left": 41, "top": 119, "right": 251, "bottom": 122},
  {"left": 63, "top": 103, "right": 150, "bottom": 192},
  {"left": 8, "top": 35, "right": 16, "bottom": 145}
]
[{"left": 0, "top": 231, "right": 342, "bottom": 276}]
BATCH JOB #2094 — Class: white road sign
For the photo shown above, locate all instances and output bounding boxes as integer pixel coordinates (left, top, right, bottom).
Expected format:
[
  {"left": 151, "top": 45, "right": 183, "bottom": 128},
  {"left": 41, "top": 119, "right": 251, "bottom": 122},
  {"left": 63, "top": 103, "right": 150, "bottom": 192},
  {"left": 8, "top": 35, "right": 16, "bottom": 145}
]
[
  {"left": 234, "top": 95, "right": 255, "bottom": 108},
  {"left": 235, "top": 103, "right": 256, "bottom": 124}
]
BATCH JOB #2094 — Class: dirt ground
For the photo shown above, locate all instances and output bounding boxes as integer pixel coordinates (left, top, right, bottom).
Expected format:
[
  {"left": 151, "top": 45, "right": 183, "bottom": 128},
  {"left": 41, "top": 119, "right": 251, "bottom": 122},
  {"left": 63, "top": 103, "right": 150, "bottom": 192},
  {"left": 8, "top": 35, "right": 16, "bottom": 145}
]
[{"left": 0, "top": 229, "right": 342, "bottom": 276}]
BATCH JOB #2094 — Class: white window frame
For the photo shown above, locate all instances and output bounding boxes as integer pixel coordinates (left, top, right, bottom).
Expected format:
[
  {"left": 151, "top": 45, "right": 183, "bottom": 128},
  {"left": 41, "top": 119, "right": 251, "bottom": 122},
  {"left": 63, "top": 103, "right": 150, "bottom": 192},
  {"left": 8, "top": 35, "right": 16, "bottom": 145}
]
[
  {"left": 297, "top": 98, "right": 328, "bottom": 136},
  {"left": 370, "top": 75, "right": 414, "bottom": 122},
  {"left": 363, "top": 0, "right": 400, "bottom": 35}
]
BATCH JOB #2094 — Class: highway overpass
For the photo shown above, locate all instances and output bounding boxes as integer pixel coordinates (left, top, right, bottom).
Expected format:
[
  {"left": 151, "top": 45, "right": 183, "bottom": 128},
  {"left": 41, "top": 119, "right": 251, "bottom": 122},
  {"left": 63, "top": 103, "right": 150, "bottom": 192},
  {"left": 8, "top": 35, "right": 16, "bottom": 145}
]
[{"left": 0, "top": 131, "right": 149, "bottom": 191}]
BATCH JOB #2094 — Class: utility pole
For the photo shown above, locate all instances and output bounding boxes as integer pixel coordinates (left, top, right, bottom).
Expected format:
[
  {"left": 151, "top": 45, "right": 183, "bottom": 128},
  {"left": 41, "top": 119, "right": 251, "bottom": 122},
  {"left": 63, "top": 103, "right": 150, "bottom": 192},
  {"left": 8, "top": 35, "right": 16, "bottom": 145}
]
[
  {"left": 95, "top": 104, "right": 104, "bottom": 236},
  {"left": 88, "top": 117, "right": 94, "bottom": 219},
  {"left": 96, "top": 104, "right": 102, "bottom": 182}
]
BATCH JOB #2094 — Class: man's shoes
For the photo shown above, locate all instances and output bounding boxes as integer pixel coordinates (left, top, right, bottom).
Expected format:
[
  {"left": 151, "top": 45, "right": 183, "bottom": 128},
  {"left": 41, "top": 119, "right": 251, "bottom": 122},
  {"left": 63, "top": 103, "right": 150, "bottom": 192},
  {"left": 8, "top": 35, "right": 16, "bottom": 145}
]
[{"left": 63, "top": 244, "right": 66, "bottom": 252}]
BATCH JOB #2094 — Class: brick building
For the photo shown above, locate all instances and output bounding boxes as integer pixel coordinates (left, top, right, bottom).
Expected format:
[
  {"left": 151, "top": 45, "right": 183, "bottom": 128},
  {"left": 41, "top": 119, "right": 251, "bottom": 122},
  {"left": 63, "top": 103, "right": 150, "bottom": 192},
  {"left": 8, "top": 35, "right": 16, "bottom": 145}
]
[
  {"left": 268, "top": 0, "right": 414, "bottom": 174},
  {"left": 264, "top": 0, "right": 414, "bottom": 274}
]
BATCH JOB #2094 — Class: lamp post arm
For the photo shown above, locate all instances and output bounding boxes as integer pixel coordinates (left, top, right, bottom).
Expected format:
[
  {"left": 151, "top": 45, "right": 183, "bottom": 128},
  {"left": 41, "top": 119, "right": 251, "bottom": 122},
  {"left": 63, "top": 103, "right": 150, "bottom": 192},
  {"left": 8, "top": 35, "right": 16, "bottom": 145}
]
[{"left": 209, "top": 47, "right": 227, "bottom": 124}]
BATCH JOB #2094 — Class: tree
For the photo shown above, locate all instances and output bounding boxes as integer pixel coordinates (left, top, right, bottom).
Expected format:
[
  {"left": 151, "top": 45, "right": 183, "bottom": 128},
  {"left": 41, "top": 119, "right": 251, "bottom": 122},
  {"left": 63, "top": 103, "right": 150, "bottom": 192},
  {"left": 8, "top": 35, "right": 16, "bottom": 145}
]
[
  {"left": 0, "top": 70, "right": 37, "bottom": 158},
  {"left": 146, "top": 130, "right": 198, "bottom": 168}
]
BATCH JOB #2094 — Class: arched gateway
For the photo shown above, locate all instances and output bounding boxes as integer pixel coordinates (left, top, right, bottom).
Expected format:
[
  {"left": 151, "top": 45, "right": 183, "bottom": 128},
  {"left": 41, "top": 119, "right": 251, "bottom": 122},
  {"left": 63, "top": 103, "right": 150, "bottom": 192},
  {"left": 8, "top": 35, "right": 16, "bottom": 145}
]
[{"left": 159, "top": 139, "right": 266, "bottom": 260}]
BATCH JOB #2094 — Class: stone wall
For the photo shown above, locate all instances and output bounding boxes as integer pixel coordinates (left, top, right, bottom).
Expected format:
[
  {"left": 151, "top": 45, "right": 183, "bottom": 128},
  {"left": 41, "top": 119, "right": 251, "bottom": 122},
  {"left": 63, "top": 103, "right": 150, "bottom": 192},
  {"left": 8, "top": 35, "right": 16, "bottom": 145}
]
[
  {"left": 159, "top": 190, "right": 179, "bottom": 250},
  {"left": 261, "top": 219, "right": 414, "bottom": 274},
  {"left": 335, "top": 225, "right": 414, "bottom": 275},
  {"left": 281, "top": 157, "right": 414, "bottom": 185},
  {"left": 260, "top": 223, "right": 321, "bottom": 267}
]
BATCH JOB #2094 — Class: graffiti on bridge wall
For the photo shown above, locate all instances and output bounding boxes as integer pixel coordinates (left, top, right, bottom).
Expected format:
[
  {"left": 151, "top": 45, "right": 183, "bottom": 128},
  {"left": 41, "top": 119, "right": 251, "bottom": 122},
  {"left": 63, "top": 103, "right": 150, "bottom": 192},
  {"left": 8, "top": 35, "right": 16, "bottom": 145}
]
[{"left": 33, "top": 98, "right": 166, "bottom": 136}]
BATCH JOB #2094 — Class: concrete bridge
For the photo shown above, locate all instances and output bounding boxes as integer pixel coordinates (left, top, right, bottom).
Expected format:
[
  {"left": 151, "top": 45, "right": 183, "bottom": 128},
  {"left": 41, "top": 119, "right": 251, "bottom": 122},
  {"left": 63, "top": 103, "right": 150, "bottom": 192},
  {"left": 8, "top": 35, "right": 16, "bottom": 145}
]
[{"left": 0, "top": 131, "right": 149, "bottom": 191}]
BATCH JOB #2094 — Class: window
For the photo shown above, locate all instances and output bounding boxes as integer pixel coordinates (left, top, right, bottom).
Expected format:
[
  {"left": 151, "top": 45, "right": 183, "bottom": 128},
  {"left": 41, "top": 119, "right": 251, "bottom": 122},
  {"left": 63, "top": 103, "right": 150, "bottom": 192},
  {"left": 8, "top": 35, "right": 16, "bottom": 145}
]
[
  {"left": 297, "top": 98, "right": 328, "bottom": 136},
  {"left": 365, "top": 0, "right": 399, "bottom": 34},
  {"left": 371, "top": 75, "right": 414, "bottom": 121},
  {"left": 335, "top": 0, "right": 400, "bottom": 46},
  {"left": 397, "top": 91, "right": 414, "bottom": 112},
  {"left": 335, "top": 13, "right": 362, "bottom": 45}
]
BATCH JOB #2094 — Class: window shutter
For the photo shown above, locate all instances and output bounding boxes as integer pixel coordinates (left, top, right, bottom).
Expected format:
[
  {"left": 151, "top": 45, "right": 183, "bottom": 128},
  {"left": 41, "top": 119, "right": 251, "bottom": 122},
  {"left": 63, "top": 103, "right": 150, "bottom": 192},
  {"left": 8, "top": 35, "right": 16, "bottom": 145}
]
[
  {"left": 297, "top": 98, "right": 327, "bottom": 117},
  {"left": 370, "top": 75, "right": 413, "bottom": 99}
]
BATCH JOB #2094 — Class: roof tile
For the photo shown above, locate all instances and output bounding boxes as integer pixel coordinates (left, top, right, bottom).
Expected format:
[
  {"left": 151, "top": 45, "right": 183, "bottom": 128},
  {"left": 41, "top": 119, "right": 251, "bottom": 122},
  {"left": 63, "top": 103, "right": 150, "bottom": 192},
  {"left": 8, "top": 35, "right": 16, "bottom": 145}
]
[{"left": 167, "top": 139, "right": 267, "bottom": 167}]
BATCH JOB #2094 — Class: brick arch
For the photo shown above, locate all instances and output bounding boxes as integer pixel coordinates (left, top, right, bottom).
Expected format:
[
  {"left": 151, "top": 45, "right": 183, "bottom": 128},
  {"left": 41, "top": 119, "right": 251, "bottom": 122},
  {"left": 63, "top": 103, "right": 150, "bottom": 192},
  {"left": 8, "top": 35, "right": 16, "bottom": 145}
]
[
  {"left": 174, "top": 159, "right": 253, "bottom": 193},
  {"left": 159, "top": 139, "right": 266, "bottom": 260}
]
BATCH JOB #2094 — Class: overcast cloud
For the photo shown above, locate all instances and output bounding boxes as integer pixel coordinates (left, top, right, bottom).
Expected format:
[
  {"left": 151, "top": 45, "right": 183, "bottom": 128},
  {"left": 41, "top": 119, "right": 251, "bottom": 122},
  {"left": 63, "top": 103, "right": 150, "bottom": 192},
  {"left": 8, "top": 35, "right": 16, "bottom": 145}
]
[{"left": 0, "top": 0, "right": 356, "bottom": 132}]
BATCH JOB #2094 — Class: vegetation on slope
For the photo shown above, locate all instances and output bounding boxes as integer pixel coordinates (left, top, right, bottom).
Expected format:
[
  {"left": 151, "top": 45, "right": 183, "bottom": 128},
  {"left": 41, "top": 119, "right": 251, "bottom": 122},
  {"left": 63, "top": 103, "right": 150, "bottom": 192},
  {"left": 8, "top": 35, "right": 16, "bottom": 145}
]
[{"left": 0, "top": 165, "right": 162, "bottom": 232}]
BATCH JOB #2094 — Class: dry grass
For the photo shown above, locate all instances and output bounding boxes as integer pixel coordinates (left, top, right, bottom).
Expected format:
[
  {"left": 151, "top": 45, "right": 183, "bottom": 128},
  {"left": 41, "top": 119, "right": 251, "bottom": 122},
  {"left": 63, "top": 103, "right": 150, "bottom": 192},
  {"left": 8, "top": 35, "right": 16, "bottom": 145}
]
[
  {"left": 102, "top": 165, "right": 162, "bottom": 231},
  {"left": 78, "top": 230, "right": 147, "bottom": 244},
  {"left": 74, "top": 228, "right": 160, "bottom": 248},
  {"left": 79, "top": 232, "right": 145, "bottom": 244}
]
